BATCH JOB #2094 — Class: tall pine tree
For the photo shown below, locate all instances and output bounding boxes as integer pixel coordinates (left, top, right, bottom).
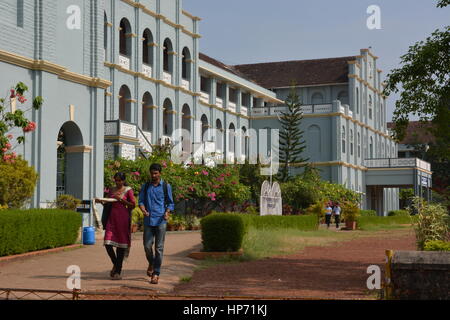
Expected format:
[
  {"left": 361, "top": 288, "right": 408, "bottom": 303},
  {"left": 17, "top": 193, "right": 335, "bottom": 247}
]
[{"left": 277, "top": 86, "right": 309, "bottom": 182}]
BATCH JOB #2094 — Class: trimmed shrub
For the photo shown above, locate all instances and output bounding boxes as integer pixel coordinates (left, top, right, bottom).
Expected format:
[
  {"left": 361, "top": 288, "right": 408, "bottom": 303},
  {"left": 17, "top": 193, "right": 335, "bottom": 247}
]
[
  {"left": 201, "top": 213, "right": 246, "bottom": 252},
  {"left": 423, "top": 240, "right": 450, "bottom": 251},
  {"left": 0, "top": 209, "right": 82, "bottom": 257},
  {"left": 0, "top": 157, "right": 38, "bottom": 208},
  {"left": 341, "top": 202, "right": 360, "bottom": 222},
  {"left": 360, "top": 210, "right": 377, "bottom": 217},
  {"left": 388, "top": 210, "right": 410, "bottom": 217},
  {"left": 356, "top": 216, "right": 417, "bottom": 230},
  {"left": 235, "top": 214, "right": 319, "bottom": 231},
  {"left": 51, "top": 194, "right": 81, "bottom": 211}
]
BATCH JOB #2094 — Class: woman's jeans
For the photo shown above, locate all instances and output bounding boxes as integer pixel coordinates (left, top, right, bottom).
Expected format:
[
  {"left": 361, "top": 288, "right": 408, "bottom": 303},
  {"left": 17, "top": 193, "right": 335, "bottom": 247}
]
[{"left": 143, "top": 223, "right": 167, "bottom": 276}]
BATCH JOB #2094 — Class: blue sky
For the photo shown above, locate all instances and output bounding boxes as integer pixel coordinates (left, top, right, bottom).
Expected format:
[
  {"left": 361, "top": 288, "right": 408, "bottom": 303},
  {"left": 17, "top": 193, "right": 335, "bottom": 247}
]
[{"left": 183, "top": 0, "right": 450, "bottom": 121}]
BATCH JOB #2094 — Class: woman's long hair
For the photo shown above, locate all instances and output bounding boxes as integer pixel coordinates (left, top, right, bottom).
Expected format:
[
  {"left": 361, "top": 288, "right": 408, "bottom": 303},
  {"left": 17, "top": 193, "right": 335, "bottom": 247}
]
[{"left": 114, "top": 172, "right": 128, "bottom": 186}]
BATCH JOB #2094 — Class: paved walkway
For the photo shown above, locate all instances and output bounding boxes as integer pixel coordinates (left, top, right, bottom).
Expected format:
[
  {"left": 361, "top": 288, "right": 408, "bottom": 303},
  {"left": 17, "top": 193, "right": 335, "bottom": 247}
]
[{"left": 0, "top": 231, "right": 202, "bottom": 294}]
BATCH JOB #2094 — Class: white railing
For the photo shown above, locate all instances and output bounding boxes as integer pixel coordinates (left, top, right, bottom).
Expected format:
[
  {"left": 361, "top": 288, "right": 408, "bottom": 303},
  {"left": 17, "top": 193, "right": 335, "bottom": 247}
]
[
  {"left": 160, "top": 135, "right": 172, "bottom": 145},
  {"left": 240, "top": 106, "right": 248, "bottom": 116},
  {"left": 251, "top": 108, "right": 268, "bottom": 116},
  {"left": 121, "top": 143, "right": 136, "bottom": 160},
  {"left": 181, "top": 79, "right": 190, "bottom": 91},
  {"left": 364, "top": 158, "right": 431, "bottom": 171},
  {"left": 163, "top": 72, "right": 172, "bottom": 84},
  {"left": 119, "top": 54, "right": 130, "bottom": 70},
  {"left": 314, "top": 104, "right": 333, "bottom": 113},
  {"left": 216, "top": 97, "right": 224, "bottom": 109},
  {"left": 142, "top": 64, "right": 152, "bottom": 78},
  {"left": 120, "top": 122, "right": 137, "bottom": 138},
  {"left": 138, "top": 129, "right": 152, "bottom": 153},
  {"left": 340, "top": 106, "right": 346, "bottom": 114},
  {"left": 348, "top": 110, "right": 353, "bottom": 118},
  {"left": 271, "top": 106, "right": 287, "bottom": 115},
  {"left": 200, "top": 92, "right": 210, "bottom": 104},
  {"left": 228, "top": 102, "right": 236, "bottom": 113}
]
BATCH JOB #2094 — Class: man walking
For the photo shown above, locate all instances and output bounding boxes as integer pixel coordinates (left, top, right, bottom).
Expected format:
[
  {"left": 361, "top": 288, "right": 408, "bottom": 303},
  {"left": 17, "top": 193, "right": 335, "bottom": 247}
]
[
  {"left": 139, "top": 163, "right": 175, "bottom": 284},
  {"left": 333, "top": 203, "right": 341, "bottom": 229}
]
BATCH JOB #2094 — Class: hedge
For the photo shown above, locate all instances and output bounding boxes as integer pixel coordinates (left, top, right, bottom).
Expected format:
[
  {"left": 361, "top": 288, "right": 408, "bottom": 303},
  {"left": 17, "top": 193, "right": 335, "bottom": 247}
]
[
  {"left": 360, "top": 210, "right": 377, "bottom": 217},
  {"left": 201, "top": 213, "right": 246, "bottom": 252},
  {"left": 356, "top": 215, "right": 418, "bottom": 230},
  {"left": 388, "top": 210, "right": 410, "bottom": 217},
  {"left": 240, "top": 214, "right": 319, "bottom": 231},
  {"left": 423, "top": 240, "right": 450, "bottom": 251},
  {"left": 0, "top": 209, "right": 82, "bottom": 257}
]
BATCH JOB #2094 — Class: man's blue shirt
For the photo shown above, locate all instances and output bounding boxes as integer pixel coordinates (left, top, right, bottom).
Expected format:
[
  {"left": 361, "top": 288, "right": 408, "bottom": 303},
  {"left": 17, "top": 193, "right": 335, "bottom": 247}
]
[{"left": 138, "top": 179, "right": 175, "bottom": 226}]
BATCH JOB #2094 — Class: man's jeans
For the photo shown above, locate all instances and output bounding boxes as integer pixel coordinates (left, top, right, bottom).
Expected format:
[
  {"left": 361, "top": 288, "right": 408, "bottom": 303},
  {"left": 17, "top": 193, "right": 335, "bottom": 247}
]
[{"left": 143, "top": 223, "right": 167, "bottom": 276}]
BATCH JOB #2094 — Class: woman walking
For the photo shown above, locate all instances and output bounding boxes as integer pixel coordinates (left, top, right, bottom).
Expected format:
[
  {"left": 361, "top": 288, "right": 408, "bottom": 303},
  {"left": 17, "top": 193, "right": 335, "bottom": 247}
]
[{"left": 96, "top": 172, "right": 135, "bottom": 280}]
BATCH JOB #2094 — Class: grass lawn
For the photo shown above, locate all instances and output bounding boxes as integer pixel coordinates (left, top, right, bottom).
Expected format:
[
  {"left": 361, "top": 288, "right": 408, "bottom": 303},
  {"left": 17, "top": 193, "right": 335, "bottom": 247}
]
[{"left": 194, "top": 224, "right": 415, "bottom": 270}]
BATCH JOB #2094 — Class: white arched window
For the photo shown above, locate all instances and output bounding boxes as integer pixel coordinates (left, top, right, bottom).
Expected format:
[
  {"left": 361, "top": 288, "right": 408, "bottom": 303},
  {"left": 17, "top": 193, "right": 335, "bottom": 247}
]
[
  {"left": 357, "top": 132, "right": 361, "bottom": 158},
  {"left": 338, "top": 91, "right": 349, "bottom": 105},
  {"left": 342, "top": 126, "right": 346, "bottom": 154},
  {"left": 311, "top": 92, "right": 324, "bottom": 105},
  {"left": 350, "top": 129, "right": 354, "bottom": 156}
]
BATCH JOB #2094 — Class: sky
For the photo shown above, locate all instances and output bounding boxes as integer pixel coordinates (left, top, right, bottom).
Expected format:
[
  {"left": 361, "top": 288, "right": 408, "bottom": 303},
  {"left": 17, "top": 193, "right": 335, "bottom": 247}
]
[{"left": 183, "top": 0, "right": 450, "bottom": 122}]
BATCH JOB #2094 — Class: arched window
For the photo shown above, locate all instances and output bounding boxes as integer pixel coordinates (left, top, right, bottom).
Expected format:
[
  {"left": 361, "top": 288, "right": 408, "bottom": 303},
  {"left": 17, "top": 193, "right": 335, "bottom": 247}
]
[
  {"left": 350, "top": 129, "right": 354, "bottom": 156},
  {"left": 357, "top": 132, "right": 361, "bottom": 158},
  {"left": 342, "top": 126, "right": 346, "bottom": 154},
  {"left": 163, "top": 38, "right": 173, "bottom": 73},
  {"left": 338, "top": 91, "right": 349, "bottom": 105},
  {"left": 181, "top": 104, "right": 191, "bottom": 153},
  {"left": 229, "top": 123, "right": 236, "bottom": 154},
  {"left": 182, "top": 47, "right": 191, "bottom": 81},
  {"left": 368, "top": 95, "right": 373, "bottom": 119},
  {"left": 201, "top": 114, "right": 209, "bottom": 142},
  {"left": 142, "top": 92, "right": 153, "bottom": 132},
  {"left": 119, "top": 18, "right": 132, "bottom": 57},
  {"left": 241, "top": 126, "right": 248, "bottom": 159},
  {"left": 104, "top": 12, "right": 108, "bottom": 61},
  {"left": 356, "top": 88, "right": 360, "bottom": 114},
  {"left": 163, "top": 98, "right": 173, "bottom": 136},
  {"left": 369, "top": 137, "right": 374, "bottom": 158},
  {"left": 119, "top": 85, "right": 132, "bottom": 122},
  {"left": 216, "top": 119, "right": 223, "bottom": 154},
  {"left": 142, "top": 29, "right": 154, "bottom": 67},
  {"left": 311, "top": 92, "right": 324, "bottom": 105}
]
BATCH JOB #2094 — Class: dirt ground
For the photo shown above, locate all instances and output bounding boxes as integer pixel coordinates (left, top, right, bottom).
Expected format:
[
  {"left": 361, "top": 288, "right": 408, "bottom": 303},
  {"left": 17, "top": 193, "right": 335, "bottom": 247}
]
[{"left": 171, "top": 228, "right": 416, "bottom": 300}]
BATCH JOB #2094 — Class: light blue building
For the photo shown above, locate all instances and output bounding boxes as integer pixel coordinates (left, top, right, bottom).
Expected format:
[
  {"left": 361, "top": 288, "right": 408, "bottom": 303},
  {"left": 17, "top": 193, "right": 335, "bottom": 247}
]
[{"left": 0, "top": 0, "right": 431, "bottom": 216}]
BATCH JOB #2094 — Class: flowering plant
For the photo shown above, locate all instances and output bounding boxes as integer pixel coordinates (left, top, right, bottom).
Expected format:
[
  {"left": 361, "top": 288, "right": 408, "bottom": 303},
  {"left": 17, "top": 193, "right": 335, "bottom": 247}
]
[{"left": 0, "top": 82, "right": 43, "bottom": 163}]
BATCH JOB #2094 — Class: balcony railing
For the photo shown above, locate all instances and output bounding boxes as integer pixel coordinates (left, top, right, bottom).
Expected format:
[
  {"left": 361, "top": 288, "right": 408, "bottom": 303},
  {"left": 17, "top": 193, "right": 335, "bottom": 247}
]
[
  {"left": 163, "top": 71, "right": 172, "bottom": 84},
  {"left": 240, "top": 106, "right": 248, "bottom": 116},
  {"left": 200, "top": 92, "right": 210, "bottom": 104},
  {"left": 142, "top": 64, "right": 152, "bottom": 78},
  {"left": 119, "top": 54, "right": 130, "bottom": 70},
  {"left": 251, "top": 103, "right": 333, "bottom": 116},
  {"left": 228, "top": 102, "right": 236, "bottom": 113},
  {"left": 215, "top": 97, "right": 224, "bottom": 109},
  {"left": 181, "top": 79, "right": 190, "bottom": 91},
  {"left": 364, "top": 158, "right": 431, "bottom": 171}
]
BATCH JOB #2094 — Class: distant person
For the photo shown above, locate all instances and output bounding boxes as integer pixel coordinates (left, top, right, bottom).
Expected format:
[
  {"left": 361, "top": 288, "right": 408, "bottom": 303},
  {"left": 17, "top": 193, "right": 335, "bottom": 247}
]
[
  {"left": 138, "top": 163, "right": 175, "bottom": 285},
  {"left": 325, "top": 203, "right": 333, "bottom": 229},
  {"left": 96, "top": 172, "right": 135, "bottom": 280},
  {"left": 333, "top": 203, "right": 341, "bottom": 229}
]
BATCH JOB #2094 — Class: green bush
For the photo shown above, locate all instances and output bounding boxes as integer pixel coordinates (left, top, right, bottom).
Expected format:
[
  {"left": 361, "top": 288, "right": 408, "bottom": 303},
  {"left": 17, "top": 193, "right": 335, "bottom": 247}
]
[
  {"left": 0, "top": 157, "right": 38, "bottom": 208},
  {"left": 239, "top": 214, "right": 319, "bottom": 231},
  {"left": 51, "top": 194, "right": 81, "bottom": 211},
  {"left": 0, "top": 209, "right": 82, "bottom": 257},
  {"left": 360, "top": 210, "right": 377, "bottom": 217},
  {"left": 411, "top": 197, "right": 450, "bottom": 250},
  {"left": 356, "top": 216, "right": 416, "bottom": 230},
  {"left": 341, "top": 202, "right": 360, "bottom": 222},
  {"left": 388, "top": 210, "right": 410, "bottom": 217},
  {"left": 423, "top": 240, "right": 450, "bottom": 251},
  {"left": 201, "top": 213, "right": 246, "bottom": 252}
]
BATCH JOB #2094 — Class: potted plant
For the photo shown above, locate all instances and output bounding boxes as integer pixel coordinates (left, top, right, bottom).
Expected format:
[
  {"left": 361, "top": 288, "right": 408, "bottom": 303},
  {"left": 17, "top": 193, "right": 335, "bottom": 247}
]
[
  {"left": 131, "top": 207, "right": 144, "bottom": 233},
  {"left": 341, "top": 202, "right": 360, "bottom": 230}
]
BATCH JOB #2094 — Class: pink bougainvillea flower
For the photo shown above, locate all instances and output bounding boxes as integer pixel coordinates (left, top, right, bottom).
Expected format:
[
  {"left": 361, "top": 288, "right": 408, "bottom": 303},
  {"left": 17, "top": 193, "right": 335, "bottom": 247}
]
[
  {"left": 1, "top": 148, "right": 7, "bottom": 153},
  {"left": 5, "top": 143, "right": 11, "bottom": 150},
  {"left": 202, "top": 170, "right": 209, "bottom": 176},
  {"left": 231, "top": 181, "right": 237, "bottom": 185},
  {"left": 10, "top": 89, "right": 15, "bottom": 98},
  {"left": 213, "top": 185, "right": 220, "bottom": 189},
  {"left": 17, "top": 95, "right": 27, "bottom": 104},
  {"left": 162, "top": 160, "right": 167, "bottom": 168},
  {"left": 7, "top": 134, "right": 13, "bottom": 139},
  {"left": 23, "top": 121, "right": 37, "bottom": 133}
]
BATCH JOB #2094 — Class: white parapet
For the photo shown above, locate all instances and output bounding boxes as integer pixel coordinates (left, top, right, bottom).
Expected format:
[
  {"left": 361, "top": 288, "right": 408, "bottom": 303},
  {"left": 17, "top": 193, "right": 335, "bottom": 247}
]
[{"left": 119, "top": 54, "right": 130, "bottom": 70}]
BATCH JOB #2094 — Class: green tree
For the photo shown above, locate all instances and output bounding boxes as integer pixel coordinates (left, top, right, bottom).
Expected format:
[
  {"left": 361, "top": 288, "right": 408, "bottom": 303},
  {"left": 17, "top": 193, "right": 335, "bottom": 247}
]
[
  {"left": 277, "top": 86, "right": 308, "bottom": 182},
  {"left": 383, "top": 1, "right": 449, "bottom": 145}
]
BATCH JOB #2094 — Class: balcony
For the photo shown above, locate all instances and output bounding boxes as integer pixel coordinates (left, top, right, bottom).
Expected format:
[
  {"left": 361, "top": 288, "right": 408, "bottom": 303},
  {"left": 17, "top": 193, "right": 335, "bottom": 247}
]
[
  {"left": 142, "top": 64, "right": 152, "bottom": 78},
  {"left": 228, "top": 102, "right": 236, "bottom": 113},
  {"left": 364, "top": 158, "right": 431, "bottom": 172},
  {"left": 119, "top": 54, "right": 130, "bottom": 70},
  {"left": 240, "top": 106, "right": 248, "bottom": 116},
  {"left": 163, "top": 71, "right": 172, "bottom": 84},
  {"left": 251, "top": 103, "right": 333, "bottom": 116},
  {"left": 181, "top": 79, "right": 190, "bottom": 91},
  {"left": 215, "top": 97, "right": 224, "bottom": 109},
  {"left": 200, "top": 92, "right": 210, "bottom": 104}
]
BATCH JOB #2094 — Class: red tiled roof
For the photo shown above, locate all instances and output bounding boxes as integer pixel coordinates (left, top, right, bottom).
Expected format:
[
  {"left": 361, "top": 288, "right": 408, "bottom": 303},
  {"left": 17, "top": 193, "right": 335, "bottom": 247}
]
[
  {"left": 233, "top": 56, "right": 357, "bottom": 89},
  {"left": 387, "top": 121, "right": 436, "bottom": 145},
  {"left": 199, "top": 53, "right": 263, "bottom": 86}
]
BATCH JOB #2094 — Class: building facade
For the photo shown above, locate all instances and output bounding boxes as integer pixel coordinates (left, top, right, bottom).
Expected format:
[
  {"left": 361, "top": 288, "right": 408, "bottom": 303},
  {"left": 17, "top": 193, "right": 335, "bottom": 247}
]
[{"left": 0, "top": 0, "right": 432, "bottom": 216}]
